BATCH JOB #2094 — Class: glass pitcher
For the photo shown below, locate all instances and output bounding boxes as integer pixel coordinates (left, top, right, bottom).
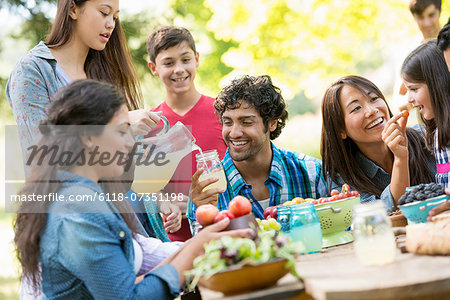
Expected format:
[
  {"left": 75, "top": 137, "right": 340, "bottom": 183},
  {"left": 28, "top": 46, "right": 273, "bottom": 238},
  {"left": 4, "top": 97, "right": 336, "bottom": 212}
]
[{"left": 132, "top": 116, "right": 196, "bottom": 194}]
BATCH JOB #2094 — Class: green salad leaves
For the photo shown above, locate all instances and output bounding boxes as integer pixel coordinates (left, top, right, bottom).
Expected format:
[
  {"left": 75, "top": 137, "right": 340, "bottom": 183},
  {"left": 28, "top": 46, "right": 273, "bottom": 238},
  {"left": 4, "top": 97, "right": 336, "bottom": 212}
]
[{"left": 185, "top": 230, "right": 304, "bottom": 290}]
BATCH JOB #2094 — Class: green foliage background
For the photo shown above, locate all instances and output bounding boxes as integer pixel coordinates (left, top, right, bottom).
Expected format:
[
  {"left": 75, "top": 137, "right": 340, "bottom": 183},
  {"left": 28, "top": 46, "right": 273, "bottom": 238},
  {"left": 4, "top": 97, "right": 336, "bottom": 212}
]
[{"left": 1, "top": 0, "right": 448, "bottom": 113}]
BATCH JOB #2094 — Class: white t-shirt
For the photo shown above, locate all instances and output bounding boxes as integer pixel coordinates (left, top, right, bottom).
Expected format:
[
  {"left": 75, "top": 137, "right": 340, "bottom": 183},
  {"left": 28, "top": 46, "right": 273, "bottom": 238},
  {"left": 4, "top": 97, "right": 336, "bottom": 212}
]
[{"left": 258, "top": 199, "right": 271, "bottom": 210}]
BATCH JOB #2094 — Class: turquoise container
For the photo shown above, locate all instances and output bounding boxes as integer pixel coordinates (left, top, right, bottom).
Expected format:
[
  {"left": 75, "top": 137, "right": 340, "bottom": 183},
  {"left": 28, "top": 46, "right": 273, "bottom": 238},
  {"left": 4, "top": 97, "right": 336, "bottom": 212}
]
[
  {"left": 288, "top": 203, "right": 323, "bottom": 254},
  {"left": 277, "top": 206, "right": 291, "bottom": 234}
]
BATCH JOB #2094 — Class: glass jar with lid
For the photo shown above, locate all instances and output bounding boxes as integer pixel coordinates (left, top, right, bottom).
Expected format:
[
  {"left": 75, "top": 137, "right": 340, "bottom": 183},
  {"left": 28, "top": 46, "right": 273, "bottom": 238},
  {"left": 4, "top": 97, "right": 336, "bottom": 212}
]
[
  {"left": 196, "top": 150, "right": 227, "bottom": 191},
  {"left": 353, "top": 201, "right": 396, "bottom": 266},
  {"left": 289, "top": 203, "right": 323, "bottom": 253}
]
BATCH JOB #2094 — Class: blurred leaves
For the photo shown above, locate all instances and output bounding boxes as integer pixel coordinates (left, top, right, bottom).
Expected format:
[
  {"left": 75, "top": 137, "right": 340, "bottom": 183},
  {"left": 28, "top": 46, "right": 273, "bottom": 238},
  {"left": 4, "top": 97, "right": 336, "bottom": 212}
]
[
  {"left": 203, "top": 0, "right": 406, "bottom": 99},
  {"left": 1, "top": 0, "right": 449, "bottom": 111},
  {"left": 172, "top": 0, "right": 236, "bottom": 96},
  {"left": 2, "top": 0, "right": 55, "bottom": 44}
]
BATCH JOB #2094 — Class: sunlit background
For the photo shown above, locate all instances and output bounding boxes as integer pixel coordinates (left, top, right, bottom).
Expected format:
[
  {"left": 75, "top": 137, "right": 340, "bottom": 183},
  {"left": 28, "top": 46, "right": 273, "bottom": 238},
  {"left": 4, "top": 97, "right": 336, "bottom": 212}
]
[{"left": 0, "top": 0, "right": 449, "bottom": 298}]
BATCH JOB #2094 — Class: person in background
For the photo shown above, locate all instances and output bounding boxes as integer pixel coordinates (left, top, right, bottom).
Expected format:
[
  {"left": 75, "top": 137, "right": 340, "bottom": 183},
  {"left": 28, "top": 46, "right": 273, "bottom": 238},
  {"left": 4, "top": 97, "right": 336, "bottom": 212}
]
[
  {"left": 409, "top": 0, "right": 442, "bottom": 41},
  {"left": 437, "top": 17, "right": 450, "bottom": 70},
  {"left": 146, "top": 26, "right": 226, "bottom": 241},
  {"left": 321, "top": 75, "right": 436, "bottom": 212},
  {"left": 393, "top": 0, "right": 442, "bottom": 113},
  {"left": 401, "top": 40, "right": 450, "bottom": 189},
  {"left": 188, "top": 75, "right": 329, "bottom": 233},
  {"left": 14, "top": 79, "right": 252, "bottom": 299},
  {"left": 6, "top": 0, "right": 159, "bottom": 157},
  {"left": 428, "top": 19, "right": 450, "bottom": 220}
]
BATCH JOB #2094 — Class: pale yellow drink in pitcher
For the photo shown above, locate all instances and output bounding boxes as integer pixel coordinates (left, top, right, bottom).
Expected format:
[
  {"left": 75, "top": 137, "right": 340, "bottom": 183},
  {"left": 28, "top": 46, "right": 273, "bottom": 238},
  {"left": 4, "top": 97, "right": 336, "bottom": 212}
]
[{"left": 132, "top": 148, "right": 191, "bottom": 194}]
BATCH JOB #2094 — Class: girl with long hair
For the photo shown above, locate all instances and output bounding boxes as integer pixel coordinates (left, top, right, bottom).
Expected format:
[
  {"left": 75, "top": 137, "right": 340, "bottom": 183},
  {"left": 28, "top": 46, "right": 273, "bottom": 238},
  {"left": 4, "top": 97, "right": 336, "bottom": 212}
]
[
  {"left": 320, "top": 75, "right": 435, "bottom": 212},
  {"left": 401, "top": 39, "right": 450, "bottom": 188},
  {"left": 14, "top": 79, "right": 252, "bottom": 299},
  {"left": 6, "top": 0, "right": 159, "bottom": 153}
]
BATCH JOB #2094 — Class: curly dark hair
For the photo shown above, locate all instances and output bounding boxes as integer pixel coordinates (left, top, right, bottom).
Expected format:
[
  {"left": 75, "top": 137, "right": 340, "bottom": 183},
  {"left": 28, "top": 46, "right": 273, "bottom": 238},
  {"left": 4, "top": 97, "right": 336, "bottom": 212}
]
[{"left": 214, "top": 75, "right": 288, "bottom": 140}]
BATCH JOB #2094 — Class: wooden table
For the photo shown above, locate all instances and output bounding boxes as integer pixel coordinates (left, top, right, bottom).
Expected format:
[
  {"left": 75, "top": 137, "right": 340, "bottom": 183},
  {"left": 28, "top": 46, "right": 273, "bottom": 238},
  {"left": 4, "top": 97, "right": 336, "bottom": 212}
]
[{"left": 199, "top": 242, "right": 450, "bottom": 300}]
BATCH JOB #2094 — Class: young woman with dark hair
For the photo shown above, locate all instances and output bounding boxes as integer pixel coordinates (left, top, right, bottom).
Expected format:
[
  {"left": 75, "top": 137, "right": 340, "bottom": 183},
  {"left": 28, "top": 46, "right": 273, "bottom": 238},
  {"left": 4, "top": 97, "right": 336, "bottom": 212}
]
[
  {"left": 401, "top": 40, "right": 450, "bottom": 189},
  {"left": 320, "top": 75, "right": 435, "bottom": 212},
  {"left": 14, "top": 79, "right": 252, "bottom": 299},
  {"left": 6, "top": 0, "right": 159, "bottom": 154}
]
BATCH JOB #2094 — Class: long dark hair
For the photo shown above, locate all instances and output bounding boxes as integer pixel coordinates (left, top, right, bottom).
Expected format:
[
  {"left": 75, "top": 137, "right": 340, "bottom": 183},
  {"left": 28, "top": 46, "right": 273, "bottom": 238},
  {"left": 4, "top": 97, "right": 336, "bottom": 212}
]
[
  {"left": 320, "top": 75, "right": 435, "bottom": 196},
  {"left": 46, "top": 0, "right": 142, "bottom": 110},
  {"left": 14, "top": 79, "right": 137, "bottom": 291},
  {"left": 401, "top": 39, "right": 450, "bottom": 151}
]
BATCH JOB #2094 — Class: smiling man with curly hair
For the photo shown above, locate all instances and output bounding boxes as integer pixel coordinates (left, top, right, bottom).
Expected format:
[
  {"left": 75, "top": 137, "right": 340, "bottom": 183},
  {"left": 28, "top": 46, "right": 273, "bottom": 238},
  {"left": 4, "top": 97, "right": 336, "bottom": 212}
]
[{"left": 187, "top": 75, "right": 330, "bottom": 233}]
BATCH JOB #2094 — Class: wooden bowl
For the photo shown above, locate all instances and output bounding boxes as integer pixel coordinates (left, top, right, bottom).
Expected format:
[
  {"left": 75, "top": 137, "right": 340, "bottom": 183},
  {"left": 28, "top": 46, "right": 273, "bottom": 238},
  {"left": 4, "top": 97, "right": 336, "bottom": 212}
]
[
  {"left": 390, "top": 213, "right": 408, "bottom": 227},
  {"left": 198, "top": 258, "right": 289, "bottom": 295}
]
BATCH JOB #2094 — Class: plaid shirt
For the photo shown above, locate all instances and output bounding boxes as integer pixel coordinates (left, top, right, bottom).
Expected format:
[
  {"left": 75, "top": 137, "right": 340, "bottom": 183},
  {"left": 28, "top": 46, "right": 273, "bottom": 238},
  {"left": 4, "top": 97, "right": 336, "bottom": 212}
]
[
  {"left": 187, "top": 143, "right": 329, "bottom": 233},
  {"left": 435, "top": 130, "right": 450, "bottom": 189}
]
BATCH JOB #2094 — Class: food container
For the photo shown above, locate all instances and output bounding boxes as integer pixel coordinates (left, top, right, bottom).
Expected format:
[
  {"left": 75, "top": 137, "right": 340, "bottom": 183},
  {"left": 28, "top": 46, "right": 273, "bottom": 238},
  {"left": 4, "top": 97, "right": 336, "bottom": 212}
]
[
  {"left": 198, "top": 258, "right": 289, "bottom": 295},
  {"left": 277, "top": 206, "right": 292, "bottom": 234},
  {"left": 288, "top": 203, "right": 322, "bottom": 253},
  {"left": 389, "top": 212, "right": 408, "bottom": 227},
  {"left": 399, "top": 194, "right": 449, "bottom": 224},
  {"left": 315, "top": 196, "right": 360, "bottom": 247},
  {"left": 353, "top": 201, "right": 396, "bottom": 266}
]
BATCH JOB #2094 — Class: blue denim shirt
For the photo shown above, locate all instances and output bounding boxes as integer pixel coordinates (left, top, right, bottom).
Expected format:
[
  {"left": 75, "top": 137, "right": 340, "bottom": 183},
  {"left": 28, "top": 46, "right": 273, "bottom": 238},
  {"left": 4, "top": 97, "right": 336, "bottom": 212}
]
[
  {"left": 333, "top": 125, "right": 436, "bottom": 213},
  {"left": 39, "top": 171, "right": 180, "bottom": 299}
]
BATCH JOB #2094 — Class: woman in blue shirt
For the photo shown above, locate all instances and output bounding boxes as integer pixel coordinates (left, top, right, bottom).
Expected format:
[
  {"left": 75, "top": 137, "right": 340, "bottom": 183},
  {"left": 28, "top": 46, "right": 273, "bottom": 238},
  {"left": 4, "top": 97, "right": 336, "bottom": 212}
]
[
  {"left": 14, "top": 79, "right": 252, "bottom": 299},
  {"left": 320, "top": 75, "right": 435, "bottom": 212}
]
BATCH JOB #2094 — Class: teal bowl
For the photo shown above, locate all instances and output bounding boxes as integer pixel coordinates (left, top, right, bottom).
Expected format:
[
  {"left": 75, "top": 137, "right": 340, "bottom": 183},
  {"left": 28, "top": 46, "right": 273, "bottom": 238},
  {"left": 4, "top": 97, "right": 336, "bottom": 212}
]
[{"left": 399, "top": 194, "right": 449, "bottom": 223}]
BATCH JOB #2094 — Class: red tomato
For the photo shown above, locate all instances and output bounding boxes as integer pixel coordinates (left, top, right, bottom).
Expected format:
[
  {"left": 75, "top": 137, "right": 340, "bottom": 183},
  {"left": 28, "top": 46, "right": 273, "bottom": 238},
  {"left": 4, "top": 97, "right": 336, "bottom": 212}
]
[
  {"left": 229, "top": 195, "right": 252, "bottom": 217},
  {"left": 330, "top": 189, "right": 339, "bottom": 196},
  {"left": 351, "top": 190, "right": 359, "bottom": 196},
  {"left": 331, "top": 195, "right": 339, "bottom": 202},
  {"left": 312, "top": 200, "right": 319, "bottom": 205},
  {"left": 214, "top": 210, "right": 236, "bottom": 223},
  {"left": 196, "top": 204, "right": 219, "bottom": 226},
  {"left": 343, "top": 192, "right": 352, "bottom": 198},
  {"left": 402, "top": 110, "right": 409, "bottom": 118},
  {"left": 342, "top": 184, "right": 350, "bottom": 193}
]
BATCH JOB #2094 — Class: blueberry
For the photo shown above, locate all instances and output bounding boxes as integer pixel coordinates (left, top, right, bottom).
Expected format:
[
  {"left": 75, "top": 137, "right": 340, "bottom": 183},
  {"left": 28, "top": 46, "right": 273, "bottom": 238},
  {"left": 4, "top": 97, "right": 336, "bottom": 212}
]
[{"left": 415, "top": 192, "right": 425, "bottom": 200}]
